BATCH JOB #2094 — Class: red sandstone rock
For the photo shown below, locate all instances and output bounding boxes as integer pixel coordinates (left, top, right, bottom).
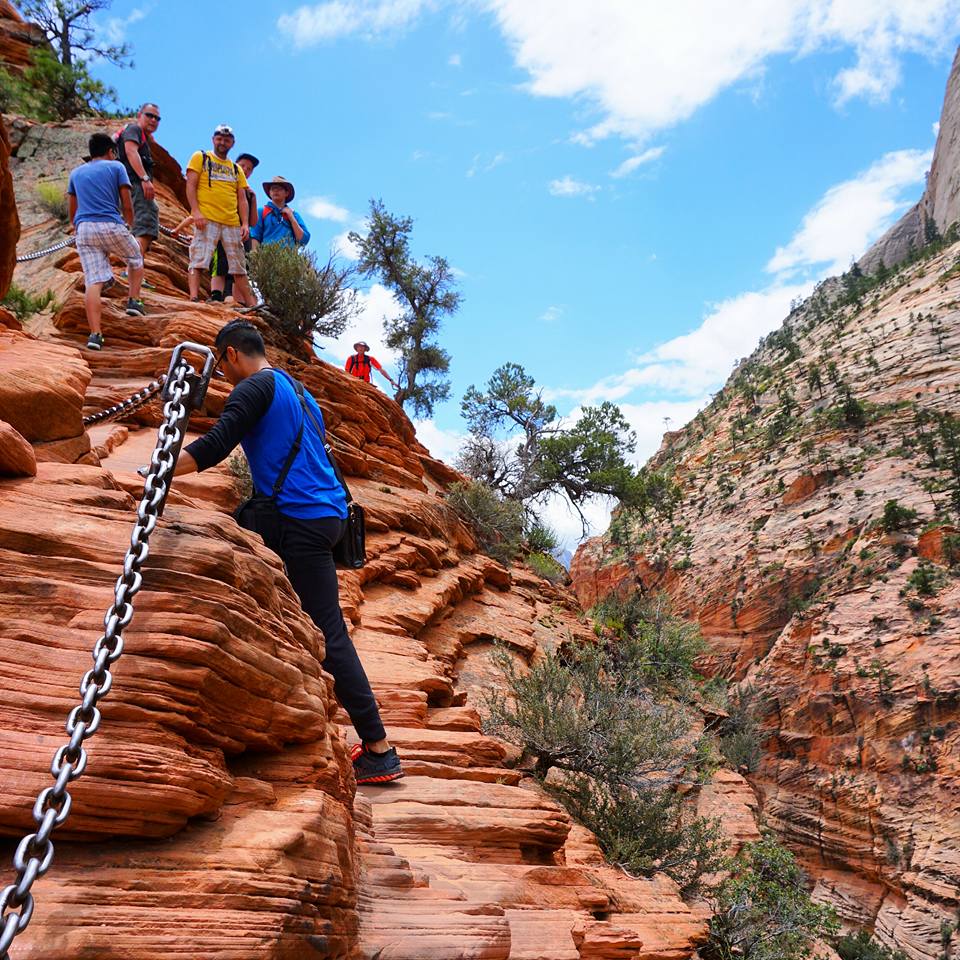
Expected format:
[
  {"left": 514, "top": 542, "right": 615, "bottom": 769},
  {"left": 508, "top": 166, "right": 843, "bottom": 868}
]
[
  {"left": 0, "top": 116, "right": 19, "bottom": 298},
  {"left": 0, "top": 417, "right": 34, "bottom": 475}
]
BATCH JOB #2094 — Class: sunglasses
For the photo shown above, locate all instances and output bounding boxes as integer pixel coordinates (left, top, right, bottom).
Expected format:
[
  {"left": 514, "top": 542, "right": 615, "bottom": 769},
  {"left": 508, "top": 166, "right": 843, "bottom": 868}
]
[{"left": 144, "top": 111, "right": 161, "bottom": 121}]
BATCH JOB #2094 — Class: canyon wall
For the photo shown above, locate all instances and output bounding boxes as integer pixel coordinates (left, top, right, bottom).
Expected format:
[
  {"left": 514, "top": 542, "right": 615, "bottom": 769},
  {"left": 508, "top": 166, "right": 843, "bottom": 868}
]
[{"left": 0, "top": 117, "right": 758, "bottom": 959}]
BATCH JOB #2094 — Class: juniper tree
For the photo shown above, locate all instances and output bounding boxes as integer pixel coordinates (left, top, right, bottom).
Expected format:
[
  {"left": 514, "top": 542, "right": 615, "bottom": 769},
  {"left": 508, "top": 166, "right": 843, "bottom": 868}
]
[{"left": 349, "top": 200, "right": 461, "bottom": 417}]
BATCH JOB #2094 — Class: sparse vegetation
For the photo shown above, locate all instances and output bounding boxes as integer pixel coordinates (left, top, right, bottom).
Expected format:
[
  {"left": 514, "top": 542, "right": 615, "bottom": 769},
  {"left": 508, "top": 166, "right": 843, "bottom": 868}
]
[
  {"left": 36, "top": 181, "right": 69, "bottom": 222},
  {"left": 880, "top": 499, "right": 918, "bottom": 533},
  {"left": 446, "top": 479, "right": 524, "bottom": 565},
  {"left": 1, "top": 284, "right": 57, "bottom": 320},
  {"left": 526, "top": 551, "right": 566, "bottom": 584}
]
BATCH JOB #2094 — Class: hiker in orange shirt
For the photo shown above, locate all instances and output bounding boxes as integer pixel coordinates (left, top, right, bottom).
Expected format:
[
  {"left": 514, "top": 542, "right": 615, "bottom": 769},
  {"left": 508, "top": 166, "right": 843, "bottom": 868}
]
[{"left": 345, "top": 341, "right": 398, "bottom": 390}]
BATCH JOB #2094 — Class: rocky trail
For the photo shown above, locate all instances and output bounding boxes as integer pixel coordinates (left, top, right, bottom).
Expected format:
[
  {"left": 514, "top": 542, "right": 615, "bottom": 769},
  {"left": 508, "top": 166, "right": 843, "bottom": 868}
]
[{"left": 0, "top": 113, "right": 762, "bottom": 958}]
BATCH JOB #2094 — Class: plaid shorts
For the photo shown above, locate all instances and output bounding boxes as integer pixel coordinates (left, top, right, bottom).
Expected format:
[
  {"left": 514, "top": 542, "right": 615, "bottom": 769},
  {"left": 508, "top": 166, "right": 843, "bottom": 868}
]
[
  {"left": 76, "top": 221, "right": 143, "bottom": 286},
  {"left": 188, "top": 222, "right": 246, "bottom": 275}
]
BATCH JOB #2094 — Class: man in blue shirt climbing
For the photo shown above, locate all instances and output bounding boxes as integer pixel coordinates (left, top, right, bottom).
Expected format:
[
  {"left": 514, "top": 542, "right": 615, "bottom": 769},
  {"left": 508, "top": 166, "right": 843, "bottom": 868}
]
[
  {"left": 249, "top": 176, "right": 311, "bottom": 250},
  {"left": 174, "top": 320, "right": 402, "bottom": 785}
]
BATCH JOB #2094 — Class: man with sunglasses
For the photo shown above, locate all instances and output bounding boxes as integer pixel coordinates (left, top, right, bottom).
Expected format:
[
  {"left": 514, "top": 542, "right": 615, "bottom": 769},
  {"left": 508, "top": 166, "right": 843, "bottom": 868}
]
[
  {"left": 117, "top": 103, "right": 161, "bottom": 257},
  {"left": 173, "top": 320, "right": 404, "bottom": 786}
]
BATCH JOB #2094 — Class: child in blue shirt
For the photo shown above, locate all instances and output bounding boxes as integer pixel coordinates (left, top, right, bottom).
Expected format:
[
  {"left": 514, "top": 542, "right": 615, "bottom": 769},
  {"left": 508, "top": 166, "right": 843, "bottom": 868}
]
[{"left": 249, "top": 176, "right": 310, "bottom": 249}]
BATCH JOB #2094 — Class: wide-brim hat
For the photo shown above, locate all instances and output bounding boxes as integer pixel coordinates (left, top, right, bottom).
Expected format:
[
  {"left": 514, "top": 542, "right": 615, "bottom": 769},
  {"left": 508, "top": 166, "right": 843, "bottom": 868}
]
[
  {"left": 263, "top": 176, "right": 295, "bottom": 201},
  {"left": 354, "top": 341, "right": 370, "bottom": 350}
]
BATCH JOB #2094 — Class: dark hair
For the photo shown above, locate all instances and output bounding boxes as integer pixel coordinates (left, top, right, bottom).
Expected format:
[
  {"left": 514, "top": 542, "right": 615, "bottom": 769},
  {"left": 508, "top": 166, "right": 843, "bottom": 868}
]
[
  {"left": 88, "top": 133, "right": 116, "bottom": 158},
  {"left": 236, "top": 152, "right": 259, "bottom": 169},
  {"left": 215, "top": 320, "right": 265, "bottom": 357}
]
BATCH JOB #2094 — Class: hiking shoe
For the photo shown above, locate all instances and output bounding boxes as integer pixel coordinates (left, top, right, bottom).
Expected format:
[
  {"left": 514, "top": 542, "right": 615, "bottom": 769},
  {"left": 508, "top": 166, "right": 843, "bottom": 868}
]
[
  {"left": 86, "top": 331, "right": 104, "bottom": 351},
  {"left": 207, "top": 291, "right": 224, "bottom": 303},
  {"left": 125, "top": 298, "right": 146, "bottom": 316},
  {"left": 351, "top": 743, "right": 404, "bottom": 785}
]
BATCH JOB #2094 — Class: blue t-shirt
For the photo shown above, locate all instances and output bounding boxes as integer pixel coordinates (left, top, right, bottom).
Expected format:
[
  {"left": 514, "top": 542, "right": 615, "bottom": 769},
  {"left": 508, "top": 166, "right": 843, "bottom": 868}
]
[
  {"left": 67, "top": 159, "right": 130, "bottom": 226},
  {"left": 184, "top": 368, "right": 348, "bottom": 521}
]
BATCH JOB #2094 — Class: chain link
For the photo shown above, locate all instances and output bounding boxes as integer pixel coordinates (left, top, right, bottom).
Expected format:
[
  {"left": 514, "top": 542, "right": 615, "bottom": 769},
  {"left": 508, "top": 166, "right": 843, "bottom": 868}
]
[
  {"left": 14, "top": 236, "right": 76, "bottom": 264},
  {"left": 159, "top": 224, "right": 191, "bottom": 243},
  {"left": 0, "top": 349, "right": 208, "bottom": 959},
  {"left": 82, "top": 376, "right": 167, "bottom": 428}
]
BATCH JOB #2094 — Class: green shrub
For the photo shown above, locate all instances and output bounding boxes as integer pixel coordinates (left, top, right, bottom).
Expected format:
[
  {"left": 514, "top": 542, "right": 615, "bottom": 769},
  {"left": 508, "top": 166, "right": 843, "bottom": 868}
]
[
  {"left": 447, "top": 479, "right": 524, "bottom": 565},
  {"left": 525, "top": 521, "right": 559, "bottom": 554},
  {"left": 590, "top": 592, "right": 707, "bottom": 695},
  {"left": 1, "top": 284, "right": 57, "bottom": 320},
  {"left": 717, "top": 684, "right": 764, "bottom": 773},
  {"left": 526, "top": 551, "right": 566, "bottom": 584},
  {"left": 906, "top": 561, "right": 945, "bottom": 597},
  {"left": 836, "top": 930, "right": 908, "bottom": 960},
  {"left": 36, "top": 181, "right": 69, "bottom": 222},
  {"left": 703, "top": 833, "right": 839, "bottom": 960},
  {"left": 248, "top": 244, "right": 357, "bottom": 350},
  {"left": 483, "top": 604, "right": 722, "bottom": 895},
  {"left": 880, "top": 499, "right": 918, "bottom": 533}
]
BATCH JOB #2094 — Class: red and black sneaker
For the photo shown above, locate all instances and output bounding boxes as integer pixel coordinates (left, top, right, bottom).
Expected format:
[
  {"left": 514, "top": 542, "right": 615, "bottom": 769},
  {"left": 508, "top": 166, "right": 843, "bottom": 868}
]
[{"left": 352, "top": 743, "right": 404, "bottom": 785}]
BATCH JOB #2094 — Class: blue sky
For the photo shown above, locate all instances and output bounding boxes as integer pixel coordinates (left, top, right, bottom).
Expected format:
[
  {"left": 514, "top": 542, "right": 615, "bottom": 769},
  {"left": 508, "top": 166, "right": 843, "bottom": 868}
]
[{"left": 89, "top": 0, "right": 960, "bottom": 544}]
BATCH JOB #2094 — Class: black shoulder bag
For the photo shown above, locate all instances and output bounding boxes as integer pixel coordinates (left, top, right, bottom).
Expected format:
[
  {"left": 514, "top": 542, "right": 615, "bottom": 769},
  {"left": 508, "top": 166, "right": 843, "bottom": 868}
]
[{"left": 233, "top": 376, "right": 366, "bottom": 568}]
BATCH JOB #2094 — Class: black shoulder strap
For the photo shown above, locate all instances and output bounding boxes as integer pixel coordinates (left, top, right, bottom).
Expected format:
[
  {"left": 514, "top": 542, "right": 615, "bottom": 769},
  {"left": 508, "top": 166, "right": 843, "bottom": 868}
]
[
  {"left": 271, "top": 381, "right": 306, "bottom": 499},
  {"left": 291, "top": 379, "right": 354, "bottom": 504}
]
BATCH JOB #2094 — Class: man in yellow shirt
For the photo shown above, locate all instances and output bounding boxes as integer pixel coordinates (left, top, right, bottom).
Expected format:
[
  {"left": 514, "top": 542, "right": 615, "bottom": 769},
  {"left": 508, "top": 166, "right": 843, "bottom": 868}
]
[{"left": 185, "top": 124, "right": 256, "bottom": 306}]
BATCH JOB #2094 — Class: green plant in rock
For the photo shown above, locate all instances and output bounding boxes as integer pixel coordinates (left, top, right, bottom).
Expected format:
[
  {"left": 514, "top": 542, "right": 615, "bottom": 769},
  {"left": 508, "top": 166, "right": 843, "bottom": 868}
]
[
  {"left": 483, "top": 599, "right": 722, "bottom": 894},
  {"left": 716, "top": 684, "right": 765, "bottom": 773},
  {"left": 248, "top": 244, "right": 357, "bottom": 352},
  {"left": 880, "top": 499, "right": 918, "bottom": 533},
  {"left": 906, "top": 561, "right": 945, "bottom": 598},
  {"left": 526, "top": 551, "right": 566, "bottom": 584},
  {"left": 447, "top": 479, "right": 524, "bottom": 565},
  {"left": 702, "top": 832, "right": 838, "bottom": 960},
  {"left": 836, "top": 931, "right": 909, "bottom": 960},
  {"left": 36, "top": 181, "right": 69, "bottom": 222},
  {"left": 1, "top": 284, "right": 57, "bottom": 320}
]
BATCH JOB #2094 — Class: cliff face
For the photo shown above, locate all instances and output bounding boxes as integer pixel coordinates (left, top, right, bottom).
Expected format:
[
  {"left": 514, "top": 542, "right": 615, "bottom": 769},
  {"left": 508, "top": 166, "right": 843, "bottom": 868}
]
[
  {"left": 573, "top": 243, "right": 960, "bottom": 955},
  {"left": 0, "top": 118, "right": 760, "bottom": 959},
  {"left": 0, "top": 116, "right": 18, "bottom": 299},
  {"left": 860, "top": 48, "right": 960, "bottom": 273},
  {"left": 0, "top": 1, "right": 44, "bottom": 74}
]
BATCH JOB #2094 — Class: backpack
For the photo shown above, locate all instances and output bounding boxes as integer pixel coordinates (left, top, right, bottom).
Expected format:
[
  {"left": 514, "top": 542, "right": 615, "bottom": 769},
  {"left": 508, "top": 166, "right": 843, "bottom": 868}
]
[{"left": 347, "top": 353, "right": 372, "bottom": 379}]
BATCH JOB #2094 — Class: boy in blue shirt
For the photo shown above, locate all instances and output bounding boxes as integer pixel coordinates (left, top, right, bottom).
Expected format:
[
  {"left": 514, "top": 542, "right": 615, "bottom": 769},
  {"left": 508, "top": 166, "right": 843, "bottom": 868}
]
[
  {"left": 249, "top": 176, "right": 310, "bottom": 249},
  {"left": 67, "top": 133, "right": 146, "bottom": 350}
]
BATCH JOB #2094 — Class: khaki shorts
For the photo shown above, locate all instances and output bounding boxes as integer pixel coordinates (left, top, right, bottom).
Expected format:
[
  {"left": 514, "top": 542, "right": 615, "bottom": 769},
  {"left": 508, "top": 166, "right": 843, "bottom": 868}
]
[
  {"left": 76, "top": 221, "right": 143, "bottom": 286},
  {"left": 130, "top": 180, "right": 159, "bottom": 238},
  {"left": 188, "top": 222, "right": 246, "bottom": 275}
]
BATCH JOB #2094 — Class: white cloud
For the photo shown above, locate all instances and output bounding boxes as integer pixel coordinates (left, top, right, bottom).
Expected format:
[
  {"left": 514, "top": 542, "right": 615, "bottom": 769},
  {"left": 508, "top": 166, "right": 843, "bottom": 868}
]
[
  {"left": 317, "top": 283, "right": 404, "bottom": 368},
  {"left": 483, "top": 0, "right": 960, "bottom": 143},
  {"left": 540, "top": 305, "right": 563, "bottom": 323},
  {"left": 413, "top": 418, "right": 466, "bottom": 463},
  {"left": 448, "top": 52, "right": 462, "bottom": 66},
  {"left": 467, "top": 151, "right": 506, "bottom": 177},
  {"left": 610, "top": 146, "right": 666, "bottom": 178},
  {"left": 766, "top": 148, "right": 932, "bottom": 276},
  {"left": 331, "top": 228, "right": 362, "bottom": 260},
  {"left": 101, "top": 5, "right": 150, "bottom": 47},
  {"left": 278, "top": 0, "right": 430, "bottom": 45},
  {"left": 305, "top": 196, "right": 351, "bottom": 222},
  {"left": 549, "top": 175, "right": 599, "bottom": 198},
  {"left": 539, "top": 491, "right": 616, "bottom": 555},
  {"left": 933, "top": 120, "right": 941, "bottom": 137}
]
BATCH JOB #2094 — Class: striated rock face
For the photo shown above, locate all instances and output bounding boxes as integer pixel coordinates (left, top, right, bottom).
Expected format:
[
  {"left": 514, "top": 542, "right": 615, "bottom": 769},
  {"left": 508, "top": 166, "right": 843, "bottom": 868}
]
[
  {"left": 0, "top": 1, "right": 44, "bottom": 74},
  {"left": 573, "top": 241, "right": 960, "bottom": 956},
  {"left": 0, "top": 116, "right": 18, "bottom": 299},
  {"left": 860, "top": 46, "right": 960, "bottom": 273},
  {"left": 0, "top": 120, "right": 761, "bottom": 958}
]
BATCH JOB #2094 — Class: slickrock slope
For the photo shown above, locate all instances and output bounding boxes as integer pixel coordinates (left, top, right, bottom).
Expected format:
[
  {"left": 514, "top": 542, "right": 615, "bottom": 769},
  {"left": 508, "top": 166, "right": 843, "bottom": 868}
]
[
  {"left": 860, "top": 48, "right": 960, "bottom": 274},
  {"left": 0, "top": 117, "right": 758, "bottom": 958},
  {"left": 0, "top": 1, "right": 43, "bottom": 75},
  {"left": 573, "top": 245, "right": 960, "bottom": 956}
]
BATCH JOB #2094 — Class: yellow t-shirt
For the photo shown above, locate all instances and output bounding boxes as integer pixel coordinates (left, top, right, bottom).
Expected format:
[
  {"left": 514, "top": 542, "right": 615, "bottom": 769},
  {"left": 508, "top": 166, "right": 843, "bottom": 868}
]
[{"left": 186, "top": 151, "right": 249, "bottom": 226}]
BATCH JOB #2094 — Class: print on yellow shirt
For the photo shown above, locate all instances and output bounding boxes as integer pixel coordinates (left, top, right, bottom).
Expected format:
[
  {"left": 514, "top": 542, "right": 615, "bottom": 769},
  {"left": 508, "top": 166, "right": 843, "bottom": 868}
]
[{"left": 186, "top": 151, "right": 249, "bottom": 226}]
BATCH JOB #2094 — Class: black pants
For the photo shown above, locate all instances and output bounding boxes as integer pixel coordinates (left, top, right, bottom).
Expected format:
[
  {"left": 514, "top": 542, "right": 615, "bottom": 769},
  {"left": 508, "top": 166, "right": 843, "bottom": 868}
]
[{"left": 278, "top": 513, "right": 386, "bottom": 743}]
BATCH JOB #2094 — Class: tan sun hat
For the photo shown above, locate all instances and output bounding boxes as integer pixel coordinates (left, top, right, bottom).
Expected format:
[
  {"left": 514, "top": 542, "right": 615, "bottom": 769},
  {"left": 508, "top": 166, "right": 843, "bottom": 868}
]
[
  {"left": 354, "top": 341, "right": 370, "bottom": 350},
  {"left": 262, "top": 175, "right": 295, "bottom": 201}
]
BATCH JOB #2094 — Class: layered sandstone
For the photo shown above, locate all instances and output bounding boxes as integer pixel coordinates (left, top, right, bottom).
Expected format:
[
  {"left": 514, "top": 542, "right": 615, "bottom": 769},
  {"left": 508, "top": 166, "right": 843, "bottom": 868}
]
[
  {"left": 0, "top": 118, "right": 758, "bottom": 958},
  {"left": 0, "top": 1, "right": 44, "bottom": 75},
  {"left": 573, "top": 241, "right": 960, "bottom": 956}
]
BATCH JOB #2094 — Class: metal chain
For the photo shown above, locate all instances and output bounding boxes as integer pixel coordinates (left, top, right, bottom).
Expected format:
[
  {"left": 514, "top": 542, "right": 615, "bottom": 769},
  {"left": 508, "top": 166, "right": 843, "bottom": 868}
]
[
  {"left": 82, "top": 375, "right": 167, "bottom": 428},
  {"left": 159, "top": 224, "right": 191, "bottom": 243},
  {"left": 14, "top": 236, "right": 76, "bottom": 263},
  {"left": 0, "top": 342, "right": 214, "bottom": 959}
]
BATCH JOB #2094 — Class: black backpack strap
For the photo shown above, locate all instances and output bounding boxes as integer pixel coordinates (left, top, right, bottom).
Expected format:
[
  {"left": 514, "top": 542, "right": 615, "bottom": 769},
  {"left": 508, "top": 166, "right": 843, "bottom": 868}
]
[
  {"left": 291, "top": 379, "right": 354, "bottom": 504},
  {"left": 271, "top": 391, "right": 306, "bottom": 499}
]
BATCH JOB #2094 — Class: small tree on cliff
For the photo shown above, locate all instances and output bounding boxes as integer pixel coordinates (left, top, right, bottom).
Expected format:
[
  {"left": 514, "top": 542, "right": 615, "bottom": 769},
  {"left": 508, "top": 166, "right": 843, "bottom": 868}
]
[
  {"left": 458, "top": 362, "right": 681, "bottom": 533},
  {"left": 18, "top": 0, "right": 131, "bottom": 119},
  {"left": 348, "top": 200, "right": 461, "bottom": 418}
]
